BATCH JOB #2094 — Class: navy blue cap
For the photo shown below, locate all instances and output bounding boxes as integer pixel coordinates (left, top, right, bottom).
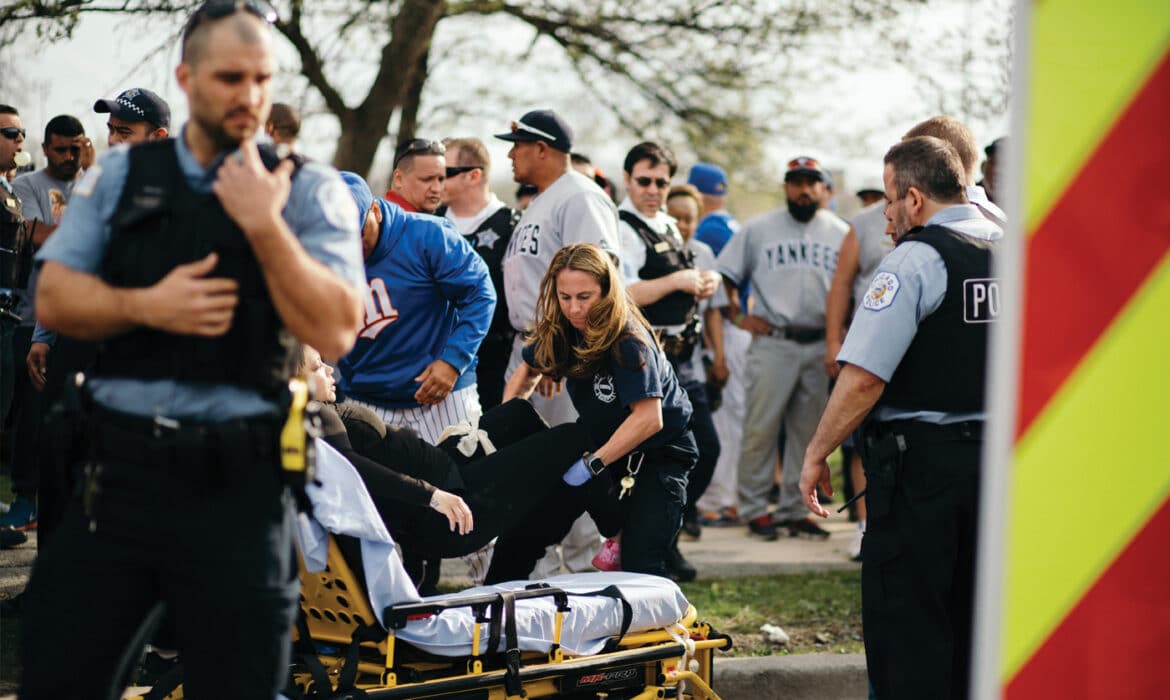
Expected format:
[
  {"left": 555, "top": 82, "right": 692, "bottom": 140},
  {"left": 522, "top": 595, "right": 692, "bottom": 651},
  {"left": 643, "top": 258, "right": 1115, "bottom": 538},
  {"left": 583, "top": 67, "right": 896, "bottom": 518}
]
[
  {"left": 94, "top": 88, "right": 170, "bottom": 129},
  {"left": 494, "top": 110, "right": 574, "bottom": 153},
  {"left": 339, "top": 171, "right": 374, "bottom": 230}
]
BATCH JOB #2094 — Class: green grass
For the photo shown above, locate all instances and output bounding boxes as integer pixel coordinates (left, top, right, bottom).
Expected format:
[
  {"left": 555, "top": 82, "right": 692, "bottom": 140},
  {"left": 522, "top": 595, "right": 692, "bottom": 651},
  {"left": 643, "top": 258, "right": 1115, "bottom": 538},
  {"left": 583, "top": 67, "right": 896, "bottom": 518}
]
[{"left": 681, "top": 570, "right": 864, "bottom": 656}]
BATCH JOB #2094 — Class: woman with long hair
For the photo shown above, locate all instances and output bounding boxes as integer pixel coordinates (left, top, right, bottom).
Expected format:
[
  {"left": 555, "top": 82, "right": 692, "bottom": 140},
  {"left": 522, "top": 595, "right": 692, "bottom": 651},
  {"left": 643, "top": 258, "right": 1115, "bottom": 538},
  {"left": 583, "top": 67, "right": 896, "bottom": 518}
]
[{"left": 484, "top": 243, "right": 697, "bottom": 582}]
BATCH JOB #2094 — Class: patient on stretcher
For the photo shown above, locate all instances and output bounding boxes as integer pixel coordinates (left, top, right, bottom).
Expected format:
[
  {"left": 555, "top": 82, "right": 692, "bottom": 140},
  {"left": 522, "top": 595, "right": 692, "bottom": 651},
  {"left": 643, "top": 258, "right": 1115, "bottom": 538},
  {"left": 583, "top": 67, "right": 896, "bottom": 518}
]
[{"left": 301, "top": 347, "right": 616, "bottom": 587}]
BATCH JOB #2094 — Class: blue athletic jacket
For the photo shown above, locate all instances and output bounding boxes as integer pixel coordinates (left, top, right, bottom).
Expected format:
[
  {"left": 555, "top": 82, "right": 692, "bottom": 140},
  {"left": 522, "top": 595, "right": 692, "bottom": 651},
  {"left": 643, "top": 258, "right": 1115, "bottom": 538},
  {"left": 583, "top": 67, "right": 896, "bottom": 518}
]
[{"left": 339, "top": 200, "right": 495, "bottom": 407}]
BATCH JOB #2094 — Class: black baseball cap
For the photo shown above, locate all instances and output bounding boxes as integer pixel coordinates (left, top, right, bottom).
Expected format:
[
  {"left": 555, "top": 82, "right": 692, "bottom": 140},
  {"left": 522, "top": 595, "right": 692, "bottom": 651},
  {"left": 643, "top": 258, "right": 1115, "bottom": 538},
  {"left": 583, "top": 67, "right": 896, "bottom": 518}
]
[
  {"left": 784, "top": 156, "right": 826, "bottom": 182},
  {"left": 494, "top": 109, "right": 573, "bottom": 153},
  {"left": 94, "top": 88, "right": 171, "bottom": 129}
]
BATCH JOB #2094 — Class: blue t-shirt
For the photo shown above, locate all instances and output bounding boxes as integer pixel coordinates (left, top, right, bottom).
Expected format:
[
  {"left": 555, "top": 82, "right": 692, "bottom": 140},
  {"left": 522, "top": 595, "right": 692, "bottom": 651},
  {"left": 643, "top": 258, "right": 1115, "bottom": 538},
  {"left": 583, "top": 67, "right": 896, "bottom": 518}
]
[{"left": 522, "top": 326, "right": 692, "bottom": 452}]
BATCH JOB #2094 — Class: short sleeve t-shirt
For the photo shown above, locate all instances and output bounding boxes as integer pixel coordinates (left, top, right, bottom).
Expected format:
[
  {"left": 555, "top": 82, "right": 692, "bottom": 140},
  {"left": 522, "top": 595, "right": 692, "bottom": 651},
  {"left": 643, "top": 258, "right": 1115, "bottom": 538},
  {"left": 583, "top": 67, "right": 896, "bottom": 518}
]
[{"left": 522, "top": 326, "right": 692, "bottom": 452}]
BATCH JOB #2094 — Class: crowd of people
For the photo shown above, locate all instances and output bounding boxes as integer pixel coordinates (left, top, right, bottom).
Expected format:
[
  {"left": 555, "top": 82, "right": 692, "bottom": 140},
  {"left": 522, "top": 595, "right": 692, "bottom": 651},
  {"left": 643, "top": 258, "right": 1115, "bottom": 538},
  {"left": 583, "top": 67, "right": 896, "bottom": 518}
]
[{"left": 0, "top": 1, "right": 1006, "bottom": 697}]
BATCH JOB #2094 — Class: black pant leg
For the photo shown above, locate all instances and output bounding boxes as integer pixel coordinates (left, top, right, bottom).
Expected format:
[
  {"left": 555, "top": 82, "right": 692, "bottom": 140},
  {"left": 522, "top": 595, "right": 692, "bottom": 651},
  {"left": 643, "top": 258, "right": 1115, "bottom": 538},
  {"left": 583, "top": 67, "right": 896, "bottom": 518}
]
[
  {"left": 681, "top": 380, "right": 719, "bottom": 519},
  {"left": 474, "top": 334, "right": 513, "bottom": 411},
  {"left": 484, "top": 480, "right": 584, "bottom": 585},
  {"left": 620, "top": 435, "right": 697, "bottom": 577},
  {"left": 7, "top": 326, "right": 41, "bottom": 498},
  {"left": 862, "top": 432, "right": 981, "bottom": 700}
]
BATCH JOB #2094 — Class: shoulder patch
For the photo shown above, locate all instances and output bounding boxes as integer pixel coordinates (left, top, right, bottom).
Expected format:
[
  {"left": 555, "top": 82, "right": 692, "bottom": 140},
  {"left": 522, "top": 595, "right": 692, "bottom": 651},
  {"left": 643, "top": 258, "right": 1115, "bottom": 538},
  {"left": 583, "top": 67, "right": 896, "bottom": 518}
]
[
  {"left": 863, "top": 271, "right": 900, "bottom": 311},
  {"left": 74, "top": 164, "right": 102, "bottom": 198},
  {"left": 317, "top": 177, "right": 359, "bottom": 233}
]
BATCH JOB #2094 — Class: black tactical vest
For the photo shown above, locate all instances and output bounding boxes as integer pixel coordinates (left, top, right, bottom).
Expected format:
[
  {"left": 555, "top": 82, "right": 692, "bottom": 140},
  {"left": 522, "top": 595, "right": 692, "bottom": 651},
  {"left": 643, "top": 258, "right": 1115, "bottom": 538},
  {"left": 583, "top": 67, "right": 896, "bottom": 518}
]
[
  {"left": 0, "top": 182, "right": 30, "bottom": 298},
  {"left": 878, "top": 225, "right": 999, "bottom": 413},
  {"left": 96, "top": 140, "right": 303, "bottom": 394},
  {"left": 619, "top": 210, "right": 696, "bottom": 327}
]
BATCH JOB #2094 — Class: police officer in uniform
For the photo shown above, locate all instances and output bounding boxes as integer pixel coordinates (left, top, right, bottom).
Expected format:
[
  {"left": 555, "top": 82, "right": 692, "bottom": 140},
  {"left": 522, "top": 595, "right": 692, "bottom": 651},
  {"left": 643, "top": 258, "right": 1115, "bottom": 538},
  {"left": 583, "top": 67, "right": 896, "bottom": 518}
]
[
  {"left": 799, "top": 136, "right": 1002, "bottom": 700},
  {"left": 1, "top": 104, "right": 30, "bottom": 430},
  {"left": 617, "top": 142, "right": 720, "bottom": 580},
  {"left": 19, "top": 3, "right": 365, "bottom": 697}
]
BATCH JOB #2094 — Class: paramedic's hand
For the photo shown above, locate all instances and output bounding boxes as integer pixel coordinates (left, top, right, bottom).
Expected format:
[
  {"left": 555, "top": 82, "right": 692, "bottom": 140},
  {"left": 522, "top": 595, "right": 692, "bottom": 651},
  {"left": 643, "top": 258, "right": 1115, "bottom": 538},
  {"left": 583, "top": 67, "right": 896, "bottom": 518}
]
[
  {"left": 414, "top": 359, "right": 458, "bottom": 406},
  {"left": 563, "top": 458, "right": 593, "bottom": 486},
  {"left": 536, "top": 375, "right": 563, "bottom": 399},
  {"left": 429, "top": 489, "right": 473, "bottom": 535}
]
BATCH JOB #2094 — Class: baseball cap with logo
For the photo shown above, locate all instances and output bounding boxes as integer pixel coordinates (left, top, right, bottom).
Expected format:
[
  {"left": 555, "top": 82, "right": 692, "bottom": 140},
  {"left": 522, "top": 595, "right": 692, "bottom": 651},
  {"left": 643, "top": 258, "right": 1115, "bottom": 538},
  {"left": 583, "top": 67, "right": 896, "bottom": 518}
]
[
  {"left": 687, "top": 162, "right": 729, "bottom": 195},
  {"left": 785, "top": 156, "right": 826, "bottom": 182},
  {"left": 494, "top": 110, "right": 574, "bottom": 153},
  {"left": 94, "top": 88, "right": 171, "bottom": 129}
]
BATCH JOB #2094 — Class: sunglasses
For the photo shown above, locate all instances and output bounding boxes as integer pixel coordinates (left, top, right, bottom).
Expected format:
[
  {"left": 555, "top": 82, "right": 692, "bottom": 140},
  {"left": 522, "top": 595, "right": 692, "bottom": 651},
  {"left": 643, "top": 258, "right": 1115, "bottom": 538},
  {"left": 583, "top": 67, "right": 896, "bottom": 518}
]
[
  {"left": 0, "top": 127, "right": 26, "bottom": 140},
  {"left": 787, "top": 157, "right": 821, "bottom": 171},
  {"left": 634, "top": 176, "right": 670, "bottom": 189},
  {"left": 510, "top": 120, "right": 558, "bottom": 142},
  {"left": 445, "top": 166, "right": 483, "bottom": 178},
  {"left": 183, "top": 0, "right": 277, "bottom": 42},
  {"left": 393, "top": 138, "right": 446, "bottom": 169}
]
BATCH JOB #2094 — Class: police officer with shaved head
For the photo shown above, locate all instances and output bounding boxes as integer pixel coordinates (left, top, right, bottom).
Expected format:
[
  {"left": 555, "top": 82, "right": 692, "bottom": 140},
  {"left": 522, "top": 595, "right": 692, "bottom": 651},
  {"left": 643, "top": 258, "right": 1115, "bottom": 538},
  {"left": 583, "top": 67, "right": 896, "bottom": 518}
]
[{"left": 19, "top": 2, "right": 365, "bottom": 696}]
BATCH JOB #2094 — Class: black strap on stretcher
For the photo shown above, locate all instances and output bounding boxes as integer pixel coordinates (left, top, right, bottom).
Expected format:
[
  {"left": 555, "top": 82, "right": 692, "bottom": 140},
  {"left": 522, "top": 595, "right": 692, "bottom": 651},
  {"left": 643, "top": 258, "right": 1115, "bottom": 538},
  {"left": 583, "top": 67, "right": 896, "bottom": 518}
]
[{"left": 292, "top": 610, "right": 381, "bottom": 698}]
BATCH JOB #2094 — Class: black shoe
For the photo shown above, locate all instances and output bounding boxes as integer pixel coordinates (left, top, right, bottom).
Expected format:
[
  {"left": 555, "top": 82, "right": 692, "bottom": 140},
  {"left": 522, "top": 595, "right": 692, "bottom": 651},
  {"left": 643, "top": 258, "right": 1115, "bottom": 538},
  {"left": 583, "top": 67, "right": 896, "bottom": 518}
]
[
  {"left": 783, "top": 517, "right": 831, "bottom": 540},
  {"left": 680, "top": 513, "right": 701, "bottom": 542},
  {"left": 665, "top": 545, "right": 697, "bottom": 583},
  {"left": 0, "top": 526, "right": 27, "bottom": 549},
  {"left": 747, "top": 515, "right": 780, "bottom": 541}
]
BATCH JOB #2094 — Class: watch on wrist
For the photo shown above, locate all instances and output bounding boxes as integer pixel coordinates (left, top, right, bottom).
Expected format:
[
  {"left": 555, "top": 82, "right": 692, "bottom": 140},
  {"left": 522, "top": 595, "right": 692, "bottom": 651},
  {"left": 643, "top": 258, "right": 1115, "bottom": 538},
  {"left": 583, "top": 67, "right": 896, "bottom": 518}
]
[{"left": 583, "top": 452, "right": 606, "bottom": 476}]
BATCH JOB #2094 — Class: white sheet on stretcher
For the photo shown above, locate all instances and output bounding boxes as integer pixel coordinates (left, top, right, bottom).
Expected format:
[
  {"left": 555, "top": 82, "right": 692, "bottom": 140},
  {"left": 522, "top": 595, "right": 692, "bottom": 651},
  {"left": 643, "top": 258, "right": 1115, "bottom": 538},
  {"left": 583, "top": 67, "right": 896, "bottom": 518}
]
[{"left": 297, "top": 438, "right": 691, "bottom": 657}]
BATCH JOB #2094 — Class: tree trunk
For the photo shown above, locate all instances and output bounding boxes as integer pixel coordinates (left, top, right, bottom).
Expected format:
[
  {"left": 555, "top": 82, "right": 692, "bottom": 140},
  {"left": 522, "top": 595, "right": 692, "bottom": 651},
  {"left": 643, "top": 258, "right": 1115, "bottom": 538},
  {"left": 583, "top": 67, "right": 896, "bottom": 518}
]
[
  {"left": 330, "top": 0, "right": 446, "bottom": 176},
  {"left": 392, "top": 44, "right": 430, "bottom": 176}
]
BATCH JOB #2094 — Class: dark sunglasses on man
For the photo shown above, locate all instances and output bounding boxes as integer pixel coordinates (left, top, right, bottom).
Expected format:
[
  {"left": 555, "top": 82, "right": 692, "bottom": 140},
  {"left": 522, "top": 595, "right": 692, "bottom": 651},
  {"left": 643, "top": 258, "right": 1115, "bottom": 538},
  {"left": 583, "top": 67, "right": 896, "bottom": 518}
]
[
  {"left": 183, "top": 0, "right": 278, "bottom": 42},
  {"left": 393, "top": 139, "right": 445, "bottom": 170},
  {"left": 445, "top": 166, "right": 482, "bottom": 178},
  {"left": 0, "top": 127, "right": 26, "bottom": 141},
  {"left": 634, "top": 176, "right": 670, "bottom": 189}
]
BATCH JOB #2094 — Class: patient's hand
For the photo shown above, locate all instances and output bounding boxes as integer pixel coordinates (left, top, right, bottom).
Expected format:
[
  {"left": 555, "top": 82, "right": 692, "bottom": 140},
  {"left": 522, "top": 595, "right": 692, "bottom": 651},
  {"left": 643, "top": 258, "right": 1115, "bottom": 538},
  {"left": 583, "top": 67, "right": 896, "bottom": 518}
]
[{"left": 430, "top": 489, "right": 474, "bottom": 535}]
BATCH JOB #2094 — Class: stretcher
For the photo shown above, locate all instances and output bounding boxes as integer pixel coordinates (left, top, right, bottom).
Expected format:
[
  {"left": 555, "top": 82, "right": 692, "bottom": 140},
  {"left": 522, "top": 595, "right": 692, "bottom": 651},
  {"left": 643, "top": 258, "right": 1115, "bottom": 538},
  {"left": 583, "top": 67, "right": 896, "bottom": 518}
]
[{"left": 134, "top": 438, "right": 733, "bottom": 699}]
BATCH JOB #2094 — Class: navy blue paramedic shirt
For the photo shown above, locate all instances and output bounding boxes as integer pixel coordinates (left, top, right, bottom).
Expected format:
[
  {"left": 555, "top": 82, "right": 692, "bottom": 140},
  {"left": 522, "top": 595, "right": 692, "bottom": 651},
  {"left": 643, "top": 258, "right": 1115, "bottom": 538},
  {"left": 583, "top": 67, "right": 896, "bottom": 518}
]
[{"left": 523, "top": 325, "right": 692, "bottom": 452}]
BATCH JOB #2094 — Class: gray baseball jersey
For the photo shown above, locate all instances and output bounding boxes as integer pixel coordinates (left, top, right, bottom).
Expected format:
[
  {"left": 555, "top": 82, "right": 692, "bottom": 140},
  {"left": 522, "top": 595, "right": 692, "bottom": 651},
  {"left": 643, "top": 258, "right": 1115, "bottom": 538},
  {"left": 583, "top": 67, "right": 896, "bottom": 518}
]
[
  {"left": 503, "top": 170, "right": 619, "bottom": 331},
  {"left": 851, "top": 201, "right": 896, "bottom": 309},
  {"left": 716, "top": 207, "right": 849, "bottom": 329}
]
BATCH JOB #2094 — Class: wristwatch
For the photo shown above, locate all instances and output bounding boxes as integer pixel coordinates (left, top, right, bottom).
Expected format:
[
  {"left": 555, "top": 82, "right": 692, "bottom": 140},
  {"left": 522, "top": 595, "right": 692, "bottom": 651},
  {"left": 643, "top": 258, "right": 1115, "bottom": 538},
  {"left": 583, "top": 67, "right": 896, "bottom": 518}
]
[{"left": 583, "top": 452, "right": 607, "bottom": 476}]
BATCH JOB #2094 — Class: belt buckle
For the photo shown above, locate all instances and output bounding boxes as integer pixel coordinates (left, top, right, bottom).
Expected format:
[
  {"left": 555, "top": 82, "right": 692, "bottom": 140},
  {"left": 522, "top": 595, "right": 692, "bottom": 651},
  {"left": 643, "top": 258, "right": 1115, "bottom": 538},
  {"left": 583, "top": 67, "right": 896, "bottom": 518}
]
[{"left": 152, "top": 414, "right": 180, "bottom": 438}]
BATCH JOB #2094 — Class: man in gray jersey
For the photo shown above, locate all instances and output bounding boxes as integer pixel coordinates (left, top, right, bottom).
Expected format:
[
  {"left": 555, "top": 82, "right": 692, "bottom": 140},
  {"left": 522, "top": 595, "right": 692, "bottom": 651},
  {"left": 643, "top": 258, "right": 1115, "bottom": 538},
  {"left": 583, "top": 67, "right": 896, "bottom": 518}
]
[
  {"left": 717, "top": 156, "right": 848, "bottom": 540},
  {"left": 496, "top": 109, "right": 619, "bottom": 426},
  {"left": 495, "top": 109, "right": 619, "bottom": 575},
  {"left": 824, "top": 193, "right": 894, "bottom": 557}
]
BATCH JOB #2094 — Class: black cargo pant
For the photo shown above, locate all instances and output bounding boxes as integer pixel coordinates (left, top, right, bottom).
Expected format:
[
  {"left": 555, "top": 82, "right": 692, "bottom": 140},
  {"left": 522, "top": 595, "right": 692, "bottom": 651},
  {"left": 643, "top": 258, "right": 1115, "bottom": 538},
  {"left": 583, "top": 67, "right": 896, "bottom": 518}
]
[
  {"left": 485, "top": 431, "right": 697, "bottom": 583},
  {"left": 860, "top": 420, "right": 982, "bottom": 700},
  {"left": 20, "top": 412, "right": 299, "bottom": 700},
  {"left": 680, "top": 378, "right": 719, "bottom": 523}
]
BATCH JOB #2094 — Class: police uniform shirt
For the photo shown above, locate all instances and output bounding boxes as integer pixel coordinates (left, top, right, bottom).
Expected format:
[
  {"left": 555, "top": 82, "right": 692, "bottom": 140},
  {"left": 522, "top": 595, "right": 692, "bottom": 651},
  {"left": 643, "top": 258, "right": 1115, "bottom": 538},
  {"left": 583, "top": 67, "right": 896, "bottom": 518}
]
[
  {"left": 34, "top": 128, "right": 366, "bottom": 420},
  {"left": 521, "top": 326, "right": 692, "bottom": 451},
  {"left": 836, "top": 203, "right": 1002, "bottom": 423},
  {"left": 502, "top": 170, "right": 619, "bottom": 332},
  {"left": 715, "top": 207, "right": 848, "bottom": 330}
]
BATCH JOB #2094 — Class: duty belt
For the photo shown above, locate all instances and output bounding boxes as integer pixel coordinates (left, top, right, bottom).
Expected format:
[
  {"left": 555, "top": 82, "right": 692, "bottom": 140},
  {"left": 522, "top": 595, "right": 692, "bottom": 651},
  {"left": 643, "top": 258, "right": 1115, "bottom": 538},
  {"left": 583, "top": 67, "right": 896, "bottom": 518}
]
[
  {"left": 91, "top": 405, "right": 283, "bottom": 470},
  {"left": 764, "top": 325, "right": 825, "bottom": 343}
]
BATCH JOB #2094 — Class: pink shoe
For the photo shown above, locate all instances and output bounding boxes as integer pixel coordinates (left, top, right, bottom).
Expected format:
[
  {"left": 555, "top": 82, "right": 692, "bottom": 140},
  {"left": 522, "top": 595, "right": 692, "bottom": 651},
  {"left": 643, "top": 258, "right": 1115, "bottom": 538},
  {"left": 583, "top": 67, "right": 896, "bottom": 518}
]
[{"left": 592, "top": 539, "right": 622, "bottom": 571}]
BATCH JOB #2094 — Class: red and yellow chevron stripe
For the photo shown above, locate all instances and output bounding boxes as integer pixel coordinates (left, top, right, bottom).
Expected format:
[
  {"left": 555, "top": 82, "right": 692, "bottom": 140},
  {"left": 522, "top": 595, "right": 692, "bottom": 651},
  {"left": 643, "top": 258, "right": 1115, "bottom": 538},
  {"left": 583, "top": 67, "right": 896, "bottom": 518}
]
[{"left": 1003, "top": 1, "right": 1170, "bottom": 696}]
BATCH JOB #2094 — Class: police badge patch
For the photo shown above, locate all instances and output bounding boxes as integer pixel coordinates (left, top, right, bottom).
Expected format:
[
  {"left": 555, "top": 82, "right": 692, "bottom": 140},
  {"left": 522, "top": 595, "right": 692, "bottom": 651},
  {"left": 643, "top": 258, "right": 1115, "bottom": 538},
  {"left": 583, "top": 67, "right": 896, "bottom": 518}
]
[
  {"left": 593, "top": 374, "right": 616, "bottom": 403},
  {"left": 863, "top": 271, "right": 900, "bottom": 311},
  {"left": 477, "top": 229, "right": 500, "bottom": 250}
]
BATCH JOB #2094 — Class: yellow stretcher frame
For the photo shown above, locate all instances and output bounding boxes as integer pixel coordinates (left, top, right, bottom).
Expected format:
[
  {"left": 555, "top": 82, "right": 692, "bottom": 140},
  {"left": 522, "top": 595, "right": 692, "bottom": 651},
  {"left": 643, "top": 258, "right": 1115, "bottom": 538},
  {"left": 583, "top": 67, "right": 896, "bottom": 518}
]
[{"left": 290, "top": 534, "right": 734, "bottom": 699}]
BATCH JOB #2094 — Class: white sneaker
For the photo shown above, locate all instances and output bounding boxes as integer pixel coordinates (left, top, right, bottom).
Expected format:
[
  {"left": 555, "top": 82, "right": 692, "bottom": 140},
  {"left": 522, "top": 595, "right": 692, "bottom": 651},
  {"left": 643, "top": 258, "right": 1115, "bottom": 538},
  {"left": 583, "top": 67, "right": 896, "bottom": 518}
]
[{"left": 848, "top": 521, "right": 865, "bottom": 561}]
